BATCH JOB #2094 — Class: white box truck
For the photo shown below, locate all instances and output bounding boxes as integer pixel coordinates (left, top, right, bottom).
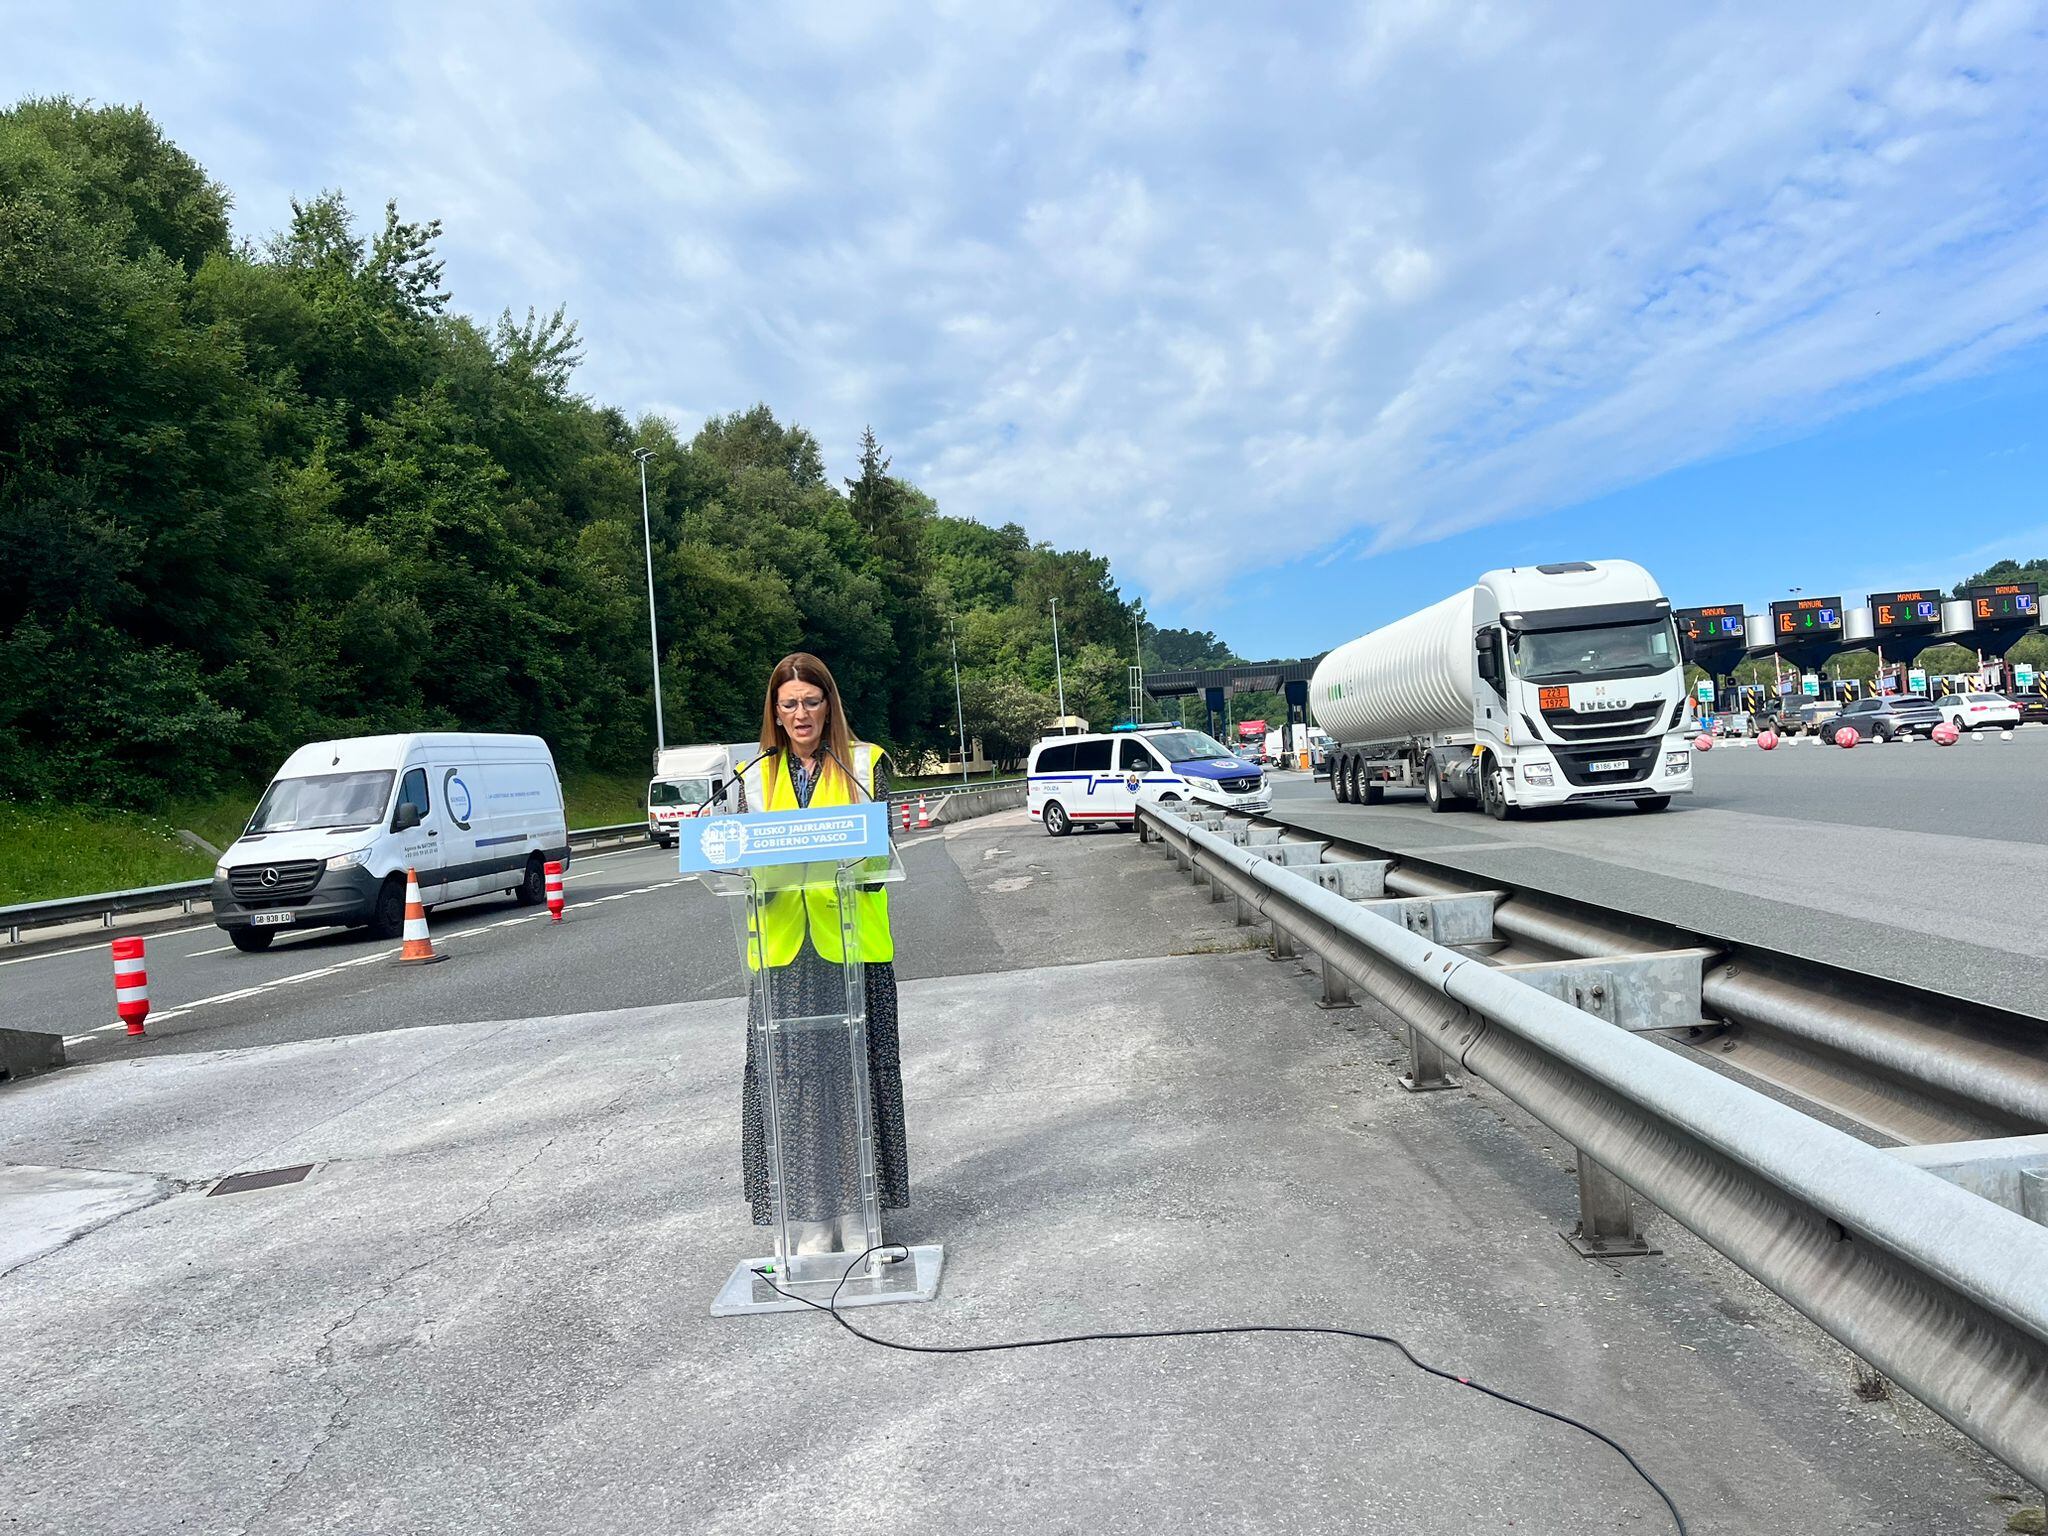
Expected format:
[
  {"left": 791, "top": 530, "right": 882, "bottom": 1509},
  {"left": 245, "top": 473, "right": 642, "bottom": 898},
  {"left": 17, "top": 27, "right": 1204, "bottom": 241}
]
[
  {"left": 1311, "top": 560, "right": 1693, "bottom": 818},
  {"left": 647, "top": 744, "right": 729, "bottom": 847},
  {"left": 209, "top": 733, "right": 569, "bottom": 951}
]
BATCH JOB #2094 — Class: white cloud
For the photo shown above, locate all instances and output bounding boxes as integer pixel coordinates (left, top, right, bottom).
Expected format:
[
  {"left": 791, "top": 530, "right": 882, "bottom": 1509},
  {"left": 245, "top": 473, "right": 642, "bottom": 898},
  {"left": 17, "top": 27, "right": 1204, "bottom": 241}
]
[{"left": 9, "top": 0, "right": 2048, "bottom": 601}]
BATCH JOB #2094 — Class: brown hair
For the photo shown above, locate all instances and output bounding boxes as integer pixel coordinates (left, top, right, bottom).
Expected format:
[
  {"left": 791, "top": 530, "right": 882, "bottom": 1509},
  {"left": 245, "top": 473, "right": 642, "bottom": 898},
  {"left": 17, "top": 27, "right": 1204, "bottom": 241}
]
[{"left": 758, "top": 652, "right": 858, "bottom": 797}]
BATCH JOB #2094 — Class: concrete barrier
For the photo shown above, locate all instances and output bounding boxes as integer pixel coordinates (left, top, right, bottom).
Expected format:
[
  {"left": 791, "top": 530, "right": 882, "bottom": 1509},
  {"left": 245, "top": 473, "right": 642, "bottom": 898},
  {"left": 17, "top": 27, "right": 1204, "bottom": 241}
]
[
  {"left": 0, "top": 1028, "right": 65, "bottom": 1082},
  {"left": 929, "top": 784, "right": 1027, "bottom": 825}
]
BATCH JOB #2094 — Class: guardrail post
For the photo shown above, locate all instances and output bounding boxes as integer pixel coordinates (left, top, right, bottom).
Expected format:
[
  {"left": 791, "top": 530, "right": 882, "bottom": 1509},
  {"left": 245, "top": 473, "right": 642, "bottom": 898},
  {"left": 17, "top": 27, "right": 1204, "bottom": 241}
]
[
  {"left": 1568, "top": 1153, "right": 1658, "bottom": 1257},
  {"left": 1267, "top": 920, "right": 1297, "bottom": 962},
  {"left": 1399, "top": 1026, "right": 1458, "bottom": 1092},
  {"left": 1316, "top": 956, "right": 1357, "bottom": 1010}
]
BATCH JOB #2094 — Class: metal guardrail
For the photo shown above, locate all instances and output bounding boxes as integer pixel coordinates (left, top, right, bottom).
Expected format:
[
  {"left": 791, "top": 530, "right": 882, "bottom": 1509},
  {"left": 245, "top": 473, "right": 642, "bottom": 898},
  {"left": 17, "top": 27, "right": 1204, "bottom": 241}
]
[
  {"left": 0, "top": 785, "right": 1030, "bottom": 945},
  {"left": 1139, "top": 802, "right": 2048, "bottom": 1483}
]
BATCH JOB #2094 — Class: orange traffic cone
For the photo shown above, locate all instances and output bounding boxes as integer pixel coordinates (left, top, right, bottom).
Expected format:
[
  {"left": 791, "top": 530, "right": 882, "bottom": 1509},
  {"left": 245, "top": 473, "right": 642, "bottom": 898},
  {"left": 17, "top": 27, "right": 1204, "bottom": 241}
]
[
  {"left": 916, "top": 795, "right": 931, "bottom": 829},
  {"left": 396, "top": 868, "right": 446, "bottom": 965}
]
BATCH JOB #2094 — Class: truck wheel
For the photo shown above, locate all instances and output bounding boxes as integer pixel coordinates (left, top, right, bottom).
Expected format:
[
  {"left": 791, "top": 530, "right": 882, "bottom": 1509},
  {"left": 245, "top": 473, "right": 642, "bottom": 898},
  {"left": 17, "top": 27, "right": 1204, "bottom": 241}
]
[
  {"left": 1482, "top": 757, "right": 1516, "bottom": 821},
  {"left": 1345, "top": 758, "right": 1363, "bottom": 803},
  {"left": 1364, "top": 779, "right": 1384, "bottom": 805},
  {"left": 1425, "top": 759, "right": 1451, "bottom": 814},
  {"left": 1332, "top": 757, "right": 1349, "bottom": 802},
  {"left": 1634, "top": 795, "right": 1672, "bottom": 813},
  {"left": 369, "top": 875, "right": 407, "bottom": 940},
  {"left": 515, "top": 853, "right": 546, "bottom": 906},
  {"left": 1043, "top": 801, "right": 1072, "bottom": 837},
  {"left": 229, "top": 928, "right": 274, "bottom": 953}
]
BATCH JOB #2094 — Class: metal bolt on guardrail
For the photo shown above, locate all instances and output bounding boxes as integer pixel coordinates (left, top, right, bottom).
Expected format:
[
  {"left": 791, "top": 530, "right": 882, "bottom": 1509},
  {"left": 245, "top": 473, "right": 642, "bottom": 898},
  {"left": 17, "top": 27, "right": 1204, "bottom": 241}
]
[{"left": 1138, "top": 801, "right": 2048, "bottom": 1484}]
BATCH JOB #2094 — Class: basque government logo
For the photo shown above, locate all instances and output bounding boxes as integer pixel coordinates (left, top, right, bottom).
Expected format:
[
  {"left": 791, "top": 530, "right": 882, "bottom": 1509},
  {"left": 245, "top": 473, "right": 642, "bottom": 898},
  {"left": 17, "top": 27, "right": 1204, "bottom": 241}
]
[{"left": 698, "top": 818, "right": 750, "bottom": 865}]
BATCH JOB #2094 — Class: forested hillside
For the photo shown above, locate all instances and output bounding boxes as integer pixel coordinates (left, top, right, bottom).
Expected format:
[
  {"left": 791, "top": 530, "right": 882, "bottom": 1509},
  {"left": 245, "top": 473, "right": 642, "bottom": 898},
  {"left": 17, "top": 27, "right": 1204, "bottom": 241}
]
[{"left": 0, "top": 98, "right": 1168, "bottom": 807}]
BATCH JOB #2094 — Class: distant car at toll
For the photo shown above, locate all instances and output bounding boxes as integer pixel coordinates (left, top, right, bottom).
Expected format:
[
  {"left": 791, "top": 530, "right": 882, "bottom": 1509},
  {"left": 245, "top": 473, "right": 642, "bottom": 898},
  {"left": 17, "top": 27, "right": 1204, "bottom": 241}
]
[
  {"left": 1785, "top": 701, "right": 1842, "bottom": 737},
  {"left": 1833, "top": 694, "right": 1944, "bottom": 742},
  {"left": 1940, "top": 692, "right": 2021, "bottom": 732},
  {"left": 2010, "top": 693, "right": 2048, "bottom": 726},
  {"left": 1709, "top": 710, "right": 1756, "bottom": 738}
]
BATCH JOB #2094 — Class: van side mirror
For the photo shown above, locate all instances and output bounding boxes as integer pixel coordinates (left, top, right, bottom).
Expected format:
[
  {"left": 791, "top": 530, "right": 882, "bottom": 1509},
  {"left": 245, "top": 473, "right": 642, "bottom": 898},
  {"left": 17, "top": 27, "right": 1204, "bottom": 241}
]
[{"left": 394, "top": 802, "right": 423, "bottom": 832}]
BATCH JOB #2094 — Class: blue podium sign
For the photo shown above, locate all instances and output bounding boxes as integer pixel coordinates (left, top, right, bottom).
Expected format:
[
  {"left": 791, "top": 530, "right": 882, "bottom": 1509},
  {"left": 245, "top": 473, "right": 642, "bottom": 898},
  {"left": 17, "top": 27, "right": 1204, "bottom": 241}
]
[{"left": 677, "top": 802, "right": 891, "bottom": 872}]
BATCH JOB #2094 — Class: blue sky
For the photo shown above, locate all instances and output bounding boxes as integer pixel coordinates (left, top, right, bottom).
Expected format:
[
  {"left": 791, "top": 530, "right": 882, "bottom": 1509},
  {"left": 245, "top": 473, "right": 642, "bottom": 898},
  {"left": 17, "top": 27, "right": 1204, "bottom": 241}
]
[{"left": 8, "top": 1, "right": 2048, "bottom": 659}]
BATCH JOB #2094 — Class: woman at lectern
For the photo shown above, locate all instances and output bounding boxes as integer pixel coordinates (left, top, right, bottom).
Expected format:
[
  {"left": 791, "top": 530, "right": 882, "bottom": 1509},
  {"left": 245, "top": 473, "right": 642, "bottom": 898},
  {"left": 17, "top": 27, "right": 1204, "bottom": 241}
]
[{"left": 730, "top": 651, "right": 910, "bottom": 1245}]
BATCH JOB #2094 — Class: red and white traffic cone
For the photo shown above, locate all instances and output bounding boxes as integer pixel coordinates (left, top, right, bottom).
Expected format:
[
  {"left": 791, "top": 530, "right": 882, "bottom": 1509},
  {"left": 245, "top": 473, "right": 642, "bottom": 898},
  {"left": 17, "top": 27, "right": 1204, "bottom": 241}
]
[
  {"left": 396, "top": 868, "right": 445, "bottom": 965},
  {"left": 545, "top": 860, "right": 565, "bottom": 923},
  {"left": 900, "top": 800, "right": 911, "bottom": 833},
  {"left": 916, "top": 795, "right": 931, "bottom": 830},
  {"left": 111, "top": 936, "right": 149, "bottom": 1036}
]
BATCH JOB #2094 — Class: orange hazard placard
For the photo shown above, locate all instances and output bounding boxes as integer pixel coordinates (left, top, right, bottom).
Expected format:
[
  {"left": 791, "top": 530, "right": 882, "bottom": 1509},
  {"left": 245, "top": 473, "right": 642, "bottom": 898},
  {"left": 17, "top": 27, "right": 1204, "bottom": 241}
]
[{"left": 1538, "top": 685, "right": 1570, "bottom": 712}]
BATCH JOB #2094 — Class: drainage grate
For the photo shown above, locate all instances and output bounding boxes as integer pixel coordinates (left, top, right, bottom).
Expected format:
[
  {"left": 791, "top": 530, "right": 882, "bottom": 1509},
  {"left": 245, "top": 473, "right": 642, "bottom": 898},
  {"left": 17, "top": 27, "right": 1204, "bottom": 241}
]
[{"left": 208, "top": 1164, "right": 314, "bottom": 1197}]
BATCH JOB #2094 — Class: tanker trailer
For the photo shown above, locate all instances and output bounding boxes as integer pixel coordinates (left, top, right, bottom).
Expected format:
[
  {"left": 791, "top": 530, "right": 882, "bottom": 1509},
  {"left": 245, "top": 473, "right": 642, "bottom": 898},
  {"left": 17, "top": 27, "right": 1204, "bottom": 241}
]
[{"left": 1309, "top": 560, "right": 1693, "bottom": 818}]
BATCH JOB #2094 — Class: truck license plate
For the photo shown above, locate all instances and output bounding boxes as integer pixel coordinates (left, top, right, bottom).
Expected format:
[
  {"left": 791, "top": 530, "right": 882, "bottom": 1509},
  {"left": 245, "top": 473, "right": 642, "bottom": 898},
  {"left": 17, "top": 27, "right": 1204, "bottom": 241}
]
[
  {"left": 251, "top": 912, "right": 294, "bottom": 927},
  {"left": 1587, "top": 759, "right": 1629, "bottom": 773}
]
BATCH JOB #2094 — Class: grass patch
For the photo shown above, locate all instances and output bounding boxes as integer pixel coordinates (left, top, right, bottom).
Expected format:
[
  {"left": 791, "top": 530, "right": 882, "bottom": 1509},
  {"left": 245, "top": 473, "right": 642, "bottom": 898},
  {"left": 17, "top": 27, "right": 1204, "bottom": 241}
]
[
  {"left": 0, "top": 802, "right": 216, "bottom": 906},
  {"left": 560, "top": 770, "right": 649, "bottom": 829},
  {"left": 1, "top": 771, "right": 656, "bottom": 907}
]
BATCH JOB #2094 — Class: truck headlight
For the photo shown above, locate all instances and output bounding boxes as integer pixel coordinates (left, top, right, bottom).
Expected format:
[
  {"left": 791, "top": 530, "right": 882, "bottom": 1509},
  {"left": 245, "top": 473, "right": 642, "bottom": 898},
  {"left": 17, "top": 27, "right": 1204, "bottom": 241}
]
[
  {"left": 1520, "top": 764, "right": 1553, "bottom": 785},
  {"left": 1664, "top": 752, "right": 1690, "bottom": 774},
  {"left": 326, "top": 848, "right": 374, "bottom": 871}
]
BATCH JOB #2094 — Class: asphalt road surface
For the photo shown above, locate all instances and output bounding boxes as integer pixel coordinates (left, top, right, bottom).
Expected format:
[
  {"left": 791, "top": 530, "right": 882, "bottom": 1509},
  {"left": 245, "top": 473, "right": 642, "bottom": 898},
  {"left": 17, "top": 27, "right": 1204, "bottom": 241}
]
[
  {"left": 6, "top": 808, "right": 1237, "bottom": 1066},
  {"left": 1267, "top": 727, "right": 2048, "bottom": 1018}
]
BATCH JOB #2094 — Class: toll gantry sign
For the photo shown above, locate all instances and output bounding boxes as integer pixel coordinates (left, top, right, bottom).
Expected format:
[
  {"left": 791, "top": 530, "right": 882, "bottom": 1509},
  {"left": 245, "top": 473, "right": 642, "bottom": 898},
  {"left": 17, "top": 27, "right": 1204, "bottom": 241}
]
[
  {"left": 1770, "top": 596, "right": 1844, "bottom": 638},
  {"left": 1869, "top": 590, "right": 1943, "bottom": 636},
  {"left": 1674, "top": 604, "right": 1746, "bottom": 645},
  {"left": 1967, "top": 581, "right": 2040, "bottom": 623}
]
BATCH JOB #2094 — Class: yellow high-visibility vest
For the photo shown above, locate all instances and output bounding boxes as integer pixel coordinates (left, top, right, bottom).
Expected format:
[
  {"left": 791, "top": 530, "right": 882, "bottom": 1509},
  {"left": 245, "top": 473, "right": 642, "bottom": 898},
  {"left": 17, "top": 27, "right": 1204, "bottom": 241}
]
[{"left": 739, "top": 744, "right": 893, "bottom": 969}]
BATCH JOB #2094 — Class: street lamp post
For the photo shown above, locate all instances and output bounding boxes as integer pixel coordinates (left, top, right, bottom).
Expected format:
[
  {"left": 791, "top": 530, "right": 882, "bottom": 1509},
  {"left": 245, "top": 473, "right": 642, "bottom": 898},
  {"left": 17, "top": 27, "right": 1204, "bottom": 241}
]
[
  {"left": 1050, "top": 596, "right": 1067, "bottom": 721},
  {"left": 634, "top": 448, "right": 666, "bottom": 755},
  {"left": 1133, "top": 611, "right": 1144, "bottom": 722},
  {"left": 950, "top": 619, "right": 968, "bottom": 786}
]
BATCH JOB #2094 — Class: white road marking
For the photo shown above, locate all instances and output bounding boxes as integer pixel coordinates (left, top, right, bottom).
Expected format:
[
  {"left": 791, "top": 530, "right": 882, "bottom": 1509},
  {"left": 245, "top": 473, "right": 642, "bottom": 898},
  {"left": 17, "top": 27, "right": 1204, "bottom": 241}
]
[
  {"left": 0, "top": 922, "right": 216, "bottom": 969},
  {"left": 54, "top": 866, "right": 697, "bottom": 1047},
  {"left": 192, "top": 943, "right": 237, "bottom": 957}
]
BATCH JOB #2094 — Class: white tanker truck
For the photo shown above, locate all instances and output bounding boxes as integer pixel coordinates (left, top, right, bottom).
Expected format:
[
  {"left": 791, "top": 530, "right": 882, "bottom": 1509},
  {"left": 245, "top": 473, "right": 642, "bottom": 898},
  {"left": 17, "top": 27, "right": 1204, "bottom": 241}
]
[{"left": 1309, "top": 560, "right": 1694, "bottom": 818}]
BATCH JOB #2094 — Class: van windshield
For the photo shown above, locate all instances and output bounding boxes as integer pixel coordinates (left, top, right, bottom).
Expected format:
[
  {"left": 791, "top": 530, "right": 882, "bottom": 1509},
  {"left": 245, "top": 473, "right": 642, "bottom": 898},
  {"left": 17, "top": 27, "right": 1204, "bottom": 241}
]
[
  {"left": 247, "top": 771, "right": 396, "bottom": 834},
  {"left": 1139, "top": 730, "right": 1236, "bottom": 763},
  {"left": 650, "top": 779, "right": 711, "bottom": 807},
  {"left": 1509, "top": 619, "right": 1678, "bottom": 683}
]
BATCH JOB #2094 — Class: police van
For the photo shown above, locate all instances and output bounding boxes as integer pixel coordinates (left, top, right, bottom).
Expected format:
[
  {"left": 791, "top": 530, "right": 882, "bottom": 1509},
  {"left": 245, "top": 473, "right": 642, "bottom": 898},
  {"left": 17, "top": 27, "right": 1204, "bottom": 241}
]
[
  {"left": 1026, "top": 723, "right": 1270, "bottom": 836},
  {"left": 209, "top": 733, "right": 569, "bottom": 952}
]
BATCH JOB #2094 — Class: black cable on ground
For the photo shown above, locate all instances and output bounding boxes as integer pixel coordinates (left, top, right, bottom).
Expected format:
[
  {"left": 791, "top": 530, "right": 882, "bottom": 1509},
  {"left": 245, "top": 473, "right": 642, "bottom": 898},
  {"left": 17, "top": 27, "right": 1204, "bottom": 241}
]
[{"left": 751, "top": 1247, "right": 1688, "bottom": 1536}]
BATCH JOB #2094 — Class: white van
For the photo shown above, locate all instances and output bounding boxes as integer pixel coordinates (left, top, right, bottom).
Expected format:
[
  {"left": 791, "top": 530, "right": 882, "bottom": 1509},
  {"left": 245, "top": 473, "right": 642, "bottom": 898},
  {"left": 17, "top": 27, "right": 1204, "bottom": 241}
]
[
  {"left": 209, "top": 733, "right": 569, "bottom": 952},
  {"left": 1026, "top": 724, "right": 1271, "bottom": 836}
]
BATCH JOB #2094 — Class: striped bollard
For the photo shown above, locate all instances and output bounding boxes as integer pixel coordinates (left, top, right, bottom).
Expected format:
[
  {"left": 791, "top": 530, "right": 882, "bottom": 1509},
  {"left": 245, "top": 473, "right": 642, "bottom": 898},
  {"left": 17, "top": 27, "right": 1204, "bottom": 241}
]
[
  {"left": 545, "top": 860, "right": 565, "bottom": 923},
  {"left": 111, "top": 937, "right": 150, "bottom": 1036},
  {"left": 901, "top": 800, "right": 911, "bottom": 833}
]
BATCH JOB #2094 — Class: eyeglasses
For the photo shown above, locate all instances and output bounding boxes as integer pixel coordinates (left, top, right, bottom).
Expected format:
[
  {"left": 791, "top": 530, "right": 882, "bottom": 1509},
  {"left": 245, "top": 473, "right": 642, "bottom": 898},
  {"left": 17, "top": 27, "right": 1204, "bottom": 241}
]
[{"left": 777, "top": 696, "right": 827, "bottom": 716}]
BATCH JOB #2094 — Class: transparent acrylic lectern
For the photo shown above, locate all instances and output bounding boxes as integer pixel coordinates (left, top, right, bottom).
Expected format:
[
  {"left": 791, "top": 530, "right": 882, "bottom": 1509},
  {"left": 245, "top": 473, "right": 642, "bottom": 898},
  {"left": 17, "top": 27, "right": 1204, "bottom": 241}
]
[{"left": 696, "top": 842, "right": 944, "bottom": 1317}]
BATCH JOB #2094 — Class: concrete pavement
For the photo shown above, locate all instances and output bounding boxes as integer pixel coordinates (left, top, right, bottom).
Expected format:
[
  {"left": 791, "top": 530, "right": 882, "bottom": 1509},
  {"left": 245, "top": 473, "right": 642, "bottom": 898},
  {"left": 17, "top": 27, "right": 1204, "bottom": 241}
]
[{"left": 0, "top": 809, "right": 2026, "bottom": 1533}]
